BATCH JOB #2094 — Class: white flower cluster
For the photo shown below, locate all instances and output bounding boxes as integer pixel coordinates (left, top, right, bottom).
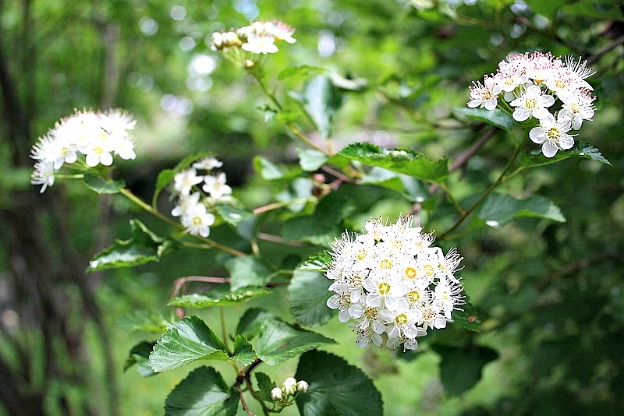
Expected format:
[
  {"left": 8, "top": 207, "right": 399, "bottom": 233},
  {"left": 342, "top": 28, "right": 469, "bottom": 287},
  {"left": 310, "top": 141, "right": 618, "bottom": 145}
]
[
  {"left": 170, "top": 157, "right": 232, "bottom": 238},
  {"left": 30, "top": 109, "right": 136, "bottom": 192},
  {"left": 270, "top": 377, "right": 308, "bottom": 402},
  {"left": 468, "top": 52, "right": 596, "bottom": 158},
  {"left": 326, "top": 216, "right": 464, "bottom": 352},
  {"left": 211, "top": 20, "right": 296, "bottom": 56}
]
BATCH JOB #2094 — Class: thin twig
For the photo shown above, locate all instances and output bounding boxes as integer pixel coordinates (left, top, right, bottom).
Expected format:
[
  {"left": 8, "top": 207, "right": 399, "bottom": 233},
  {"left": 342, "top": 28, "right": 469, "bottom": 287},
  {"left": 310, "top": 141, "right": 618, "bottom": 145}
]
[{"left": 586, "top": 35, "right": 624, "bottom": 66}]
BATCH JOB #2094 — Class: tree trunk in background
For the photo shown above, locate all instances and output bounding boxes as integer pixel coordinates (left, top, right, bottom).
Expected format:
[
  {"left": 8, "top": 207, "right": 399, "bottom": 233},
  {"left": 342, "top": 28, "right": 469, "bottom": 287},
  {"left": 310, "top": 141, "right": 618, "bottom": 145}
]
[{"left": 0, "top": 1, "right": 118, "bottom": 415}]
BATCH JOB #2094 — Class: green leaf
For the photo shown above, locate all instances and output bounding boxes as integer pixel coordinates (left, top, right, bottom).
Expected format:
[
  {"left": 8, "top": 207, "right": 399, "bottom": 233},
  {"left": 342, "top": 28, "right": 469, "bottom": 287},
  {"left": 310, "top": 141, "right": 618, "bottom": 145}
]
[
  {"left": 294, "top": 75, "right": 343, "bottom": 139},
  {"left": 295, "top": 350, "right": 383, "bottom": 416},
  {"left": 339, "top": 142, "right": 448, "bottom": 183},
  {"left": 451, "top": 301, "right": 482, "bottom": 333},
  {"left": 282, "top": 216, "right": 340, "bottom": 245},
  {"left": 124, "top": 341, "right": 157, "bottom": 377},
  {"left": 296, "top": 148, "right": 328, "bottom": 171},
  {"left": 168, "top": 287, "right": 271, "bottom": 309},
  {"left": 276, "top": 178, "right": 314, "bottom": 212},
  {"left": 215, "top": 205, "right": 253, "bottom": 226},
  {"left": 164, "top": 367, "right": 239, "bottom": 416},
  {"left": 361, "top": 167, "right": 429, "bottom": 202},
  {"left": 299, "top": 252, "right": 332, "bottom": 272},
  {"left": 454, "top": 107, "right": 514, "bottom": 132},
  {"left": 83, "top": 173, "right": 125, "bottom": 194},
  {"left": 560, "top": 1, "right": 623, "bottom": 19},
  {"left": 87, "top": 219, "right": 177, "bottom": 271},
  {"left": 253, "top": 155, "right": 284, "bottom": 180},
  {"left": 150, "top": 316, "right": 228, "bottom": 373},
  {"left": 255, "top": 319, "right": 335, "bottom": 366},
  {"left": 478, "top": 193, "right": 565, "bottom": 226},
  {"left": 524, "top": 0, "right": 565, "bottom": 19},
  {"left": 116, "top": 308, "right": 178, "bottom": 333},
  {"left": 278, "top": 65, "right": 325, "bottom": 80},
  {"left": 236, "top": 308, "right": 277, "bottom": 339},
  {"left": 288, "top": 270, "right": 335, "bottom": 327},
  {"left": 231, "top": 335, "right": 257, "bottom": 366},
  {"left": 519, "top": 141, "right": 611, "bottom": 168},
  {"left": 224, "top": 256, "right": 273, "bottom": 291},
  {"left": 432, "top": 343, "right": 499, "bottom": 396},
  {"left": 255, "top": 372, "right": 276, "bottom": 402}
]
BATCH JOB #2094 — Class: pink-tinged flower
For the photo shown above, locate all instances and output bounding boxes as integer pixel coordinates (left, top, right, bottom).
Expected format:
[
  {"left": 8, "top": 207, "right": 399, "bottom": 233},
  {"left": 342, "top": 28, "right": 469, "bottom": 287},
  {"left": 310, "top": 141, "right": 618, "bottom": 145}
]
[
  {"left": 510, "top": 85, "right": 555, "bottom": 121},
  {"left": 241, "top": 33, "right": 278, "bottom": 54},
  {"left": 467, "top": 77, "right": 502, "bottom": 110},
  {"left": 529, "top": 115, "right": 574, "bottom": 158},
  {"left": 559, "top": 89, "right": 595, "bottom": 130}
]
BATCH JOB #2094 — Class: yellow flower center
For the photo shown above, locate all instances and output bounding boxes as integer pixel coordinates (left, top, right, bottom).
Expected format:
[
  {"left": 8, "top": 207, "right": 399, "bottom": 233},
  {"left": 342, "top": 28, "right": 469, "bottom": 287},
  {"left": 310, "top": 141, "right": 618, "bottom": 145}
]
[
  {"left": 394, "top": 313, "right": 408, "bottom": 326},
  {"left": 404, "top": 267, "right": 417, "bottom": 279},
  {"left": 377, "top": 282, "right": 391, "bottom": 296},
  {"left": 547, "top": 127, "right": 560, "bottom": 140},
  {"left": 379, "top": 259, "right": 392, "bottom": 270},
  {"left": 525, "top": 98, "right": 537, "bottom": 110},
  {"left": 554, "top": 79, "right": 567, "bottom": 90},
  {"left": 407, "top": 290, "right": 421, "bottom": 303},
  {"left": 356, "top": 250, "right": 367, "bottom": 261}
]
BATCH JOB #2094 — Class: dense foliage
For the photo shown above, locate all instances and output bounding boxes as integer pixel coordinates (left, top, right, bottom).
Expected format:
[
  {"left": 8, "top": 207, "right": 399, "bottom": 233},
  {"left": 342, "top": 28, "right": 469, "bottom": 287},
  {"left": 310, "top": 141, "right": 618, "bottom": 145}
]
[{"left": 1, "top": 1, "right": 623, "bottom": 415}]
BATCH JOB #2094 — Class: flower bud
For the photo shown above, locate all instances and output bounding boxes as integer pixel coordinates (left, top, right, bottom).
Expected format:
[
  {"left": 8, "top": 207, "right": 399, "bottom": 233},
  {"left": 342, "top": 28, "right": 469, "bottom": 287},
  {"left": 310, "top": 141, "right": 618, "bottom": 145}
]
[
  {"left": 296, "top": 380, "right": 309, "bottom": 393},
  {"left": 271, "top": 387, "right": 283, "bottom": 401},
  {"left": 283, "top": 377, "right": 297, "bottom": 395}
]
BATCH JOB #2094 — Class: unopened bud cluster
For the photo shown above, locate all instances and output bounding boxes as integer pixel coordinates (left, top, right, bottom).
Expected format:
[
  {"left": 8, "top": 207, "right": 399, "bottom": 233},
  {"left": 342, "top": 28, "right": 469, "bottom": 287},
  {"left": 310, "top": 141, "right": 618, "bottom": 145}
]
[
  {"left": 170, "top": 157, "right": 232, "bottom": 238},
  {"left": 468, "top": 51, "right": 597, "bottom": 158},
  {"left": 30, "top": 110, "right": 136, "bottom": 192},
  {"left": 211, "top": 21, "right": 295, "bottom": 68},
  {"left": 326, "top": 216, "right": 464, "bottom": 352},
  {"left": 270, "top": 377, "right": 308, "bottom": 404}
]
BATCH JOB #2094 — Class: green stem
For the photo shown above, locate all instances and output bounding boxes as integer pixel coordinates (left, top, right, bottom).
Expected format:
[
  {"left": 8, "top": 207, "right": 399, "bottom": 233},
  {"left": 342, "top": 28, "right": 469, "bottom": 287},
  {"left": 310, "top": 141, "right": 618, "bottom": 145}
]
[
  {"left": 438, "top": 132, "right": 528, "bottom": 239},
  {"left": 438, "top": 182, "right": 465, "bottom": 216},
  {"left": 252, "top": 73, "right": 331, "bottom": 156},
  {"left": 120, "top": 188, "right": 246, "bottom": 257}
]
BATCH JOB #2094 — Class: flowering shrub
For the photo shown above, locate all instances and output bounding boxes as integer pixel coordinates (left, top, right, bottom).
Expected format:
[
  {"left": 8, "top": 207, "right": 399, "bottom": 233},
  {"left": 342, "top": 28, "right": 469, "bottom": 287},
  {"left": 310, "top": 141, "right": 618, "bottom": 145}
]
[{"left": 28, "top": 15, "right": 613, "bottom": 416}]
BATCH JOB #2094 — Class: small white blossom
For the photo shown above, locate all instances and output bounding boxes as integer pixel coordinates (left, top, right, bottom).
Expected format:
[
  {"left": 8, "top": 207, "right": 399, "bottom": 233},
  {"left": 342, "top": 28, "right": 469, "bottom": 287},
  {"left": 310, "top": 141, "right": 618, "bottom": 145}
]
[
  {"left": 271, "top": 387, "right": 283, "bottom": 401},
  {"left": 180, "top": 202, "right": 215, "bottom": 237},
  {"left": 192, "top": 157, "right": 223, "bottom": 171},
  {"left": 509, "top": 85, "right": 555, "bottom": 121},
  {"left": 467, "top": 77, "right": 502, "bottom": 111},
  {"left": 529, "top": 115, "right": 574, "bottom": 158},
  {"left": 202, "top": 172, "right": 232, "bottom": 199},
  {"left": 326, "top": 216, "right": 464, "bottom": 351},
  {"left": 296, "top": 380, "right": 309, "bottom": 393},
  {"left": 29, "top": 109, "right": 136, "bottom": 192},
  {"left": 282, "top": 377, "right": 297, "bottom": 395},
  {"left": 173, "top": 168, "right": 204, "bottom": 196}
]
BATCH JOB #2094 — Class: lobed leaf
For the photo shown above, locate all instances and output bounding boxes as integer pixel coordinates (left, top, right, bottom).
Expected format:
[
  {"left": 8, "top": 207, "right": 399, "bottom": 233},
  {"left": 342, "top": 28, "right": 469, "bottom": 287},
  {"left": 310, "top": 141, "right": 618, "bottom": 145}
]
[
  {"left": 116, "top": 307, "right": 177, "bottom": 333},
  {"left": 339, "top": 142, "right": 448, "bottom": 183},
  {"left": 236, "top": 308, "right": 277, "bottom": 339},
  {"left": 87, "top": 219, "right": 177, "bottom": 271},
  {"left": 149, "top": 316, "right": 228, "bottom": 373},
  {"left": 255, "top": 319, "right": 335, "bottom": 366},
  {"left": 295, "top": 350, "right": 383, "bottom": 416},
  {"left": 164, "top": 367, "right": 239, "bottom": 416},
  {"left": 288, "top": 270, "right": 335, "bottom": 327},
  {"left": 230, "top": 335, "right": 257, "bottom": 366},
  {"left": 224, "top": 255, "right": 273, "bottom": 291},
  {"left": 519, "top": 141, "right": 611, "bottom": 168}
]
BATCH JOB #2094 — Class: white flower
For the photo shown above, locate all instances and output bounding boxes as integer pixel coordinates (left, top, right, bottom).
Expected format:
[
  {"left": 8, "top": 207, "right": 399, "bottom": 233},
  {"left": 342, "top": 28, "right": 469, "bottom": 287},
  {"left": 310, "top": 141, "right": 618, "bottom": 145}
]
[
  {"left": 559, "top": 90, "right": 595, "bottom": 130},
  {"left": 180, "top": 202, "right": 215, "bottom": 237},
  {"left": 467, "top": 77, "right": 502, "bottom": 111},
  {"left": 325, "top": 216, "right": 463, "bottom": 351},
  {"left": 271, "top": 21, "right": 296, "bottom": 43},
  {"left": 192, "top": 157, "right": 223, "bottom": 171},
  {"left": 29, "top": 109, "right": 137, "bottom": 191},
  {"left": 173, "top": 168, "right": 204, "bottom": 196},
  {"left": 202, "top": 172, "right": 232, "bottom": 199},
  {"left": 242, "top": 33, "right": 278, "bottom": 54},
  {"left": 510, "top": 85, "right": 555, "bottom": 121},
  {"left": 529, "top": 115, "right": 574, "bottom": 158}
]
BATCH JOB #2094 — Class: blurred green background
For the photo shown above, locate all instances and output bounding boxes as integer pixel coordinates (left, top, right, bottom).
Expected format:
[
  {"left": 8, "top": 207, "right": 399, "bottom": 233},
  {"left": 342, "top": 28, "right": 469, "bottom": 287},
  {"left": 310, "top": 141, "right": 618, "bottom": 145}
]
[{"left": 1, "top": 0, "right": 623, "bottom": 415}]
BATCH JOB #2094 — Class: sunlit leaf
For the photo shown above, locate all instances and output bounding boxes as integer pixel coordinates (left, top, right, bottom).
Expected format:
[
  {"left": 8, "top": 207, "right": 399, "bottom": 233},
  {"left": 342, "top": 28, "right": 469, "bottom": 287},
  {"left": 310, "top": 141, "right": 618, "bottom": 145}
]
[
  {"left": 293, "top": 75, "right": 343, "bottom": 139},
  {"left": 339, "top": 142, "right": 448, "bottom": 183},
  {"left": 168, "top": 287, "right": 271, "bottom": 309},
  {"left": 231, "top": 335, "right": 257, "bottom": 366},
  {"left": 295, "top": 350, "right": 383, "bottom": 416},
  {"left": 116, "top": 308, "right": 178, "bottom": 333},
  {"left": 299, "top": 252, "right": 332, "bottom": 272},
  {"left": 296, "top": 148, "right": 328, "bottom": 171},
  {"left": 454, "top": 107, "right": 514, "bottom": 132},
  {"left": 150, "top": 316, "right": 228, "bottom": 373}
]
